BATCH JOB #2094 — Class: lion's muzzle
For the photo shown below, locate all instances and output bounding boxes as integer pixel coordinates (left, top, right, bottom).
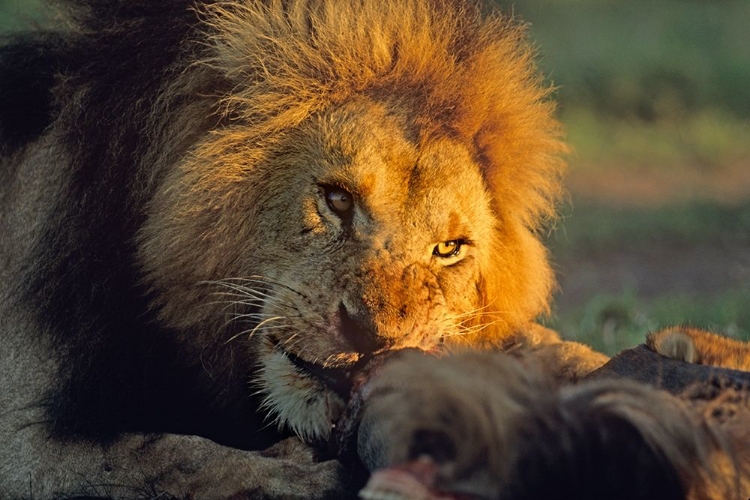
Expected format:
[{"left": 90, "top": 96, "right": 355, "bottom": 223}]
[{"left": 341, "top": 262, "right": 447, "bottom": 355}]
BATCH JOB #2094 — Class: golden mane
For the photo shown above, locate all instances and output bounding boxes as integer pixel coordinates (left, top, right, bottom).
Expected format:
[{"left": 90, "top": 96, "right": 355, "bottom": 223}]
[
  {"left": 193, "top": 0, "right": 566, "bottom": 230},
  {"left": 140, "top": 0, "right": 570, "bottom": 342}
]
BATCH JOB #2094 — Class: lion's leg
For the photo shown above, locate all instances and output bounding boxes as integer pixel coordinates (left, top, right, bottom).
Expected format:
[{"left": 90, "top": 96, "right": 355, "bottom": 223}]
[
  {"left": 1, "top": 393, "right": 348, "bottom": 499},
  {"left": 525, "top": 339, "right": 610, "bottom": 380},
  {"left": 0, "top": 317, "right": 348, "bottom": 500},
  {"left": 510, "top": 323, "right": 610, "bottom": 381},
  {"left": 647, "top": 326, "right": 750, "bottom": 371},
  {"left": 0, "top": 424, "right": 348, "bottom": 499}
]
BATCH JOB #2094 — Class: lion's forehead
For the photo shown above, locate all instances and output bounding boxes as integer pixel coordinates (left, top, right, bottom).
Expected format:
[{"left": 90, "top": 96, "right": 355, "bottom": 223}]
[{"left": 310, "top": 100, "right": 495, "bottom": 243}]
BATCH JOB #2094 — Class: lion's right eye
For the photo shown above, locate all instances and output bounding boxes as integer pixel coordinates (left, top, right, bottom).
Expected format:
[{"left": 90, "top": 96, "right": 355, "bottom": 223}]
[
  {"left": 324, "top": 185, "right": 354, "bottom": 217},
  {"left": 433, "top": 240, "right": 463, "bottom": 258}
]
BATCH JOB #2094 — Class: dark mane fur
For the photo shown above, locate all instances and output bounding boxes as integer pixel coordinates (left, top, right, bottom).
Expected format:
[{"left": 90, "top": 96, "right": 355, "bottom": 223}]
[
  {"left": 0, "top": 33, "right": 64, "bottom": 157},
  {"left": 2, "top": 0, "right": 275, "bottom": 447},
  {"left": 1, "top": 0, "right": 570, "bottom": 454}
]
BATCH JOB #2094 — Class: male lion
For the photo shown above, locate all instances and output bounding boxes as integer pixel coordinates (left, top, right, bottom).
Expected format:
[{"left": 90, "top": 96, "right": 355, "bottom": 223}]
[{"left": 0, "top": 0, "right": 610, "bottom": 498}]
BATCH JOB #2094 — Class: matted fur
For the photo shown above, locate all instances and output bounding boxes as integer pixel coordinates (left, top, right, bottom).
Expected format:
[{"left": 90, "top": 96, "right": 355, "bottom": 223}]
[{"left": 355, "top": 350, "right": 750, "bottom": 500}]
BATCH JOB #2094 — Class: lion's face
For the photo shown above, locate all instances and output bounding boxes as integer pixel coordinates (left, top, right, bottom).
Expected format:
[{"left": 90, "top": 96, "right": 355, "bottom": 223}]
[
  {"left": 138, "top": 0, "right": 562, "bottom": 443},
  {"left": 248, "top": 99, "right": 497, "bottom": 438},
  {"left": 140, "top": 97, "right": 507, "bottom": 440}
]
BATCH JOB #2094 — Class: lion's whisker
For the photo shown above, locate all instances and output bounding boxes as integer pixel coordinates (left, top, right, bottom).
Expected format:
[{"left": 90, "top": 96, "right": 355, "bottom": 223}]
[
  {"left": 230, "top": 311, "right": 301, "bottom": 321},
  {"left": 222, "top": 275, "right": 307, "bottom": 298},
  {"left": 282, "top": 332, "right": 300, "bottom": 346},
  {"left": 448, "top": 304, "right": 496, "bottom": 320},
  {"left": 224, "top": 316, "right": 286, "bottom": 345},
  {"left": 211, "top": 281, "right": 276, "bottom": 301}
]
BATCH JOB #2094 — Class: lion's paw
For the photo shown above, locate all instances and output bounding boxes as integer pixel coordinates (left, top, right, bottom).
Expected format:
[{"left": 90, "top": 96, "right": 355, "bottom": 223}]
[
  {"left": 647, "top": 326, "right": 750, "bottom": 371},
  {"left": 647, "top": 328, "right": 698, "bottom": 363}
]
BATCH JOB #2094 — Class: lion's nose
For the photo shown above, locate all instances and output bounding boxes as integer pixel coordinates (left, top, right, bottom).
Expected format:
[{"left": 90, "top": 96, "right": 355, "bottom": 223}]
[{"left": 338, "top": 302, "right": 390, "bottom": 355}]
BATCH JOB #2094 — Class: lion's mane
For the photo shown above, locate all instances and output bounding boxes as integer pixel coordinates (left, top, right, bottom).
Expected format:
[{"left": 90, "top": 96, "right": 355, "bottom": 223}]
[
  {"left": 144, "top": 0, "right": 567, "bottom": 339},
  {"left": 1, "top": 0, "right": 566, "bottom": 445}
]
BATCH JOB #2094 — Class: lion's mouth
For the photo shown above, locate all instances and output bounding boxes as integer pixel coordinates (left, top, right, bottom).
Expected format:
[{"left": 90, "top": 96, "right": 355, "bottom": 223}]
[{"left": 284, "top": 348, "right": 371, "bottom": 400}]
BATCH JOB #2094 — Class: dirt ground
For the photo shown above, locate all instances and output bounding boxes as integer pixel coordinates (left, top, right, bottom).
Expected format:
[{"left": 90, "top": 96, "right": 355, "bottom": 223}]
[
  {"left": 553, "top": 162, "right": 750, "bottom": 322},
  {"left": 554, "top": 242, "right": 750, "bottom": 311}
]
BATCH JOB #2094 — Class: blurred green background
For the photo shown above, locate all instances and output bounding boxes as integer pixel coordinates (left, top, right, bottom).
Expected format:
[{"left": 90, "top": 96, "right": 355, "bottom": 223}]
[
  {"left": 2, "top": 0, "right": 749, "bottom": 354},
  {"left": 491, "top": 0, "right": 750, "bottom": 353},
  {"left": 0, "top": 0, "right": 48, "bottom": 31}
]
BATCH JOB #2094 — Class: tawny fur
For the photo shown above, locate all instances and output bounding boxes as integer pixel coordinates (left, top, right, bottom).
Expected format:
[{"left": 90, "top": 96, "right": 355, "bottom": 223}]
[
  {"left": 0, "top": 1, "right": 606, "bottom": 497},
  {"left": 648, "top": 326, "right": 750, "bottom": 371},
  {"left": 133, "top": 0, "right": 604, "bottom": 438},
  {"left": 140, "top": 0, "right": 567, "bottom": 339}
]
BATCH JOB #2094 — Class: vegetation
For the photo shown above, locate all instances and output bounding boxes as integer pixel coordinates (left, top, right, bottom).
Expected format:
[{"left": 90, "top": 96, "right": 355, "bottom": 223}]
[
  {"left": 545, "top": 201, "right": 750, "bottom": 353},
  {"left": 0, "top": 0, "right": 48, "bottom": 32},
  {"left": 549, "top": 202, "right": 750, "bottom": 258},
  {"left": 497, "top": 0, "right": 750, "bottom": 352},
  {"left": 500, "top": 0, "right": 750, "bottom": 122}
]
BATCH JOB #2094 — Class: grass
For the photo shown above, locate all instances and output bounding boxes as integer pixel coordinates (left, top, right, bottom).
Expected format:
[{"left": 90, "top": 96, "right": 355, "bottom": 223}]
[
  {"left": 563, "top": 108, "right": 750, "bottom": 170},
  {"left": 547, "top": 287, "right": 750, "bottom": 355},
  {"left": 500, "top": 0, "right": 750, "bottom": 120},
  {"left": 545, "top": 201, "right": 750, "bottom": 355},
  {"left": 549, "top": 201, "right": 750, "bottom": 258}
]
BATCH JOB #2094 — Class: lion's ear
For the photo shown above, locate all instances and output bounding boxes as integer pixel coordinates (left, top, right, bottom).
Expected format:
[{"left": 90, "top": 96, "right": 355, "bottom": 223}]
[{"left": 647, "top": 329, "right": 698, "bottom": 364}]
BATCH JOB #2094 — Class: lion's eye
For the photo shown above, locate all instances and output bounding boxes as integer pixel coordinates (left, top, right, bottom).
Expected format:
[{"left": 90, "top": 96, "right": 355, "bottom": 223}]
[
  {"left": 324, "top": 186, "right": 354, "bottom": 216},
  {"left": 433, "top": 240, "right": 462, "bottom": 258}
]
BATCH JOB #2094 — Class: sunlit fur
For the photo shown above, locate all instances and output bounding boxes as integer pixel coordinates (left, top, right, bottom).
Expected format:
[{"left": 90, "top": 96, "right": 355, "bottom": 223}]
[
  {"left": 648, "top": 326, "right": 750, "bottom": 371},
  {"left": 132, "top": 0, "right": 589, "bottom": 440},
  {"left": 140, "top": 0, "right": 566, "bottom": 331}
]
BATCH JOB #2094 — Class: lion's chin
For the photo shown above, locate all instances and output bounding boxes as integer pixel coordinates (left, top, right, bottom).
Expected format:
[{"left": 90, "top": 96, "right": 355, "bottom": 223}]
[{"left": 254, "top": 337, "right": 358, "bottom": 442}]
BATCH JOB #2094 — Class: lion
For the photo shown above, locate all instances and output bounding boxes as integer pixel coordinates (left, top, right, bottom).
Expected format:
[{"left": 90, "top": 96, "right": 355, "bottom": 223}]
[{"left": 0, "top": 0, "right": 613, "bottom": 498}]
